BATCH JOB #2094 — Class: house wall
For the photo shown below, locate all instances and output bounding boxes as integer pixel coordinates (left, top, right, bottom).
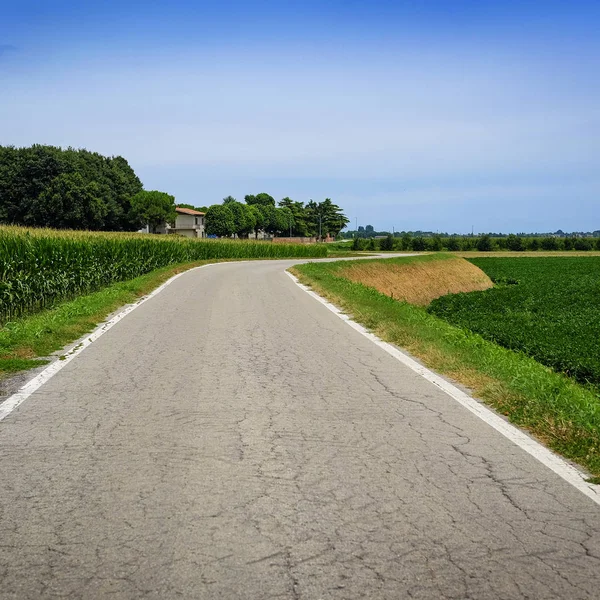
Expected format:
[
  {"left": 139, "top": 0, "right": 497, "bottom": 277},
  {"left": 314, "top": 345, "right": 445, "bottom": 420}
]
[
  {"left": 173, "top": 213, "right": 205, "bottom": 237},
  {"left": 175, "top": 214, "right": 196, "bottom": 229}
]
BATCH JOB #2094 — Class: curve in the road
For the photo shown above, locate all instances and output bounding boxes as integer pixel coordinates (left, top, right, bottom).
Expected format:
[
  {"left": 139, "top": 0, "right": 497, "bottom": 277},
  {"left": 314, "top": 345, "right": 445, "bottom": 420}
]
[{"left": 0, "top": 258, "right": 599, "bottom": 599}]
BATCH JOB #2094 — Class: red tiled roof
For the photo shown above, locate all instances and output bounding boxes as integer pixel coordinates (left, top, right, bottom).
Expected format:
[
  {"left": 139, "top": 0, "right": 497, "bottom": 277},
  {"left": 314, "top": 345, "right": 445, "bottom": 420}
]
[{"left": 176, "top": 207, "right": 205, "bottom": 216}]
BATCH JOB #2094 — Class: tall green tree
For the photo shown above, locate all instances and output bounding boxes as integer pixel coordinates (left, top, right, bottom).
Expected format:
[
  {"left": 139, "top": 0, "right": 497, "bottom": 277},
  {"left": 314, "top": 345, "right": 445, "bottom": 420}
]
[
  {"left": 241, "top": 203, "right": 257, "bottom": 237},
  {"left": 0, "top": 145, "right": 67, "bottom": 225},
  {"left": 227, "top": 201, "right": 255, "bottom": 238},
  {"left": 131, "top": 190, "right": 176, "bottom": 233},
  {"left": 245, "top": 192, "right": 275, "bottom": 207},
  {"left": 258, "top": 205, "right": 278, "bottom": 235},
  {"left": 0, "top": 144, "right": 143, "bottom": 230},
  {"left": 103, "top": 155, "right": 143, "bottom": 230},
  {"left": 305, "top": 200, "right": 319, "bottom": 237},
  {"left": 35, "top": 173, "right": 108, "bottom": 230},
  {"left": 256, "top": 205, "right": 290, "bottom": 236},
  {"left": 278, "top": 206, "right": 295, "bottom": 236},
  {"left": 278, "top": 197, "right": 307, "bottom": 236},
  {"left": 248, "top": 205, "right": 265, "bottom": 239},
  {"left": 306, "top": 199, "right": 349, "bottom": 239},
  {"left": 205, "top": 204, "right": 235, "bottom": 237}
]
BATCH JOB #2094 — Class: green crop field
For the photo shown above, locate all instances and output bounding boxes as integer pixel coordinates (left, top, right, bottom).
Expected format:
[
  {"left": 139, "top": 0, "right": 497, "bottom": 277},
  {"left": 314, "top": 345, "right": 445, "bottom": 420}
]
[
  {"left": 0, "top": 226, "right": 327, "bottom": 323},
  {"left": 428, "top": 257, "right": 600, "bottom": 391}
]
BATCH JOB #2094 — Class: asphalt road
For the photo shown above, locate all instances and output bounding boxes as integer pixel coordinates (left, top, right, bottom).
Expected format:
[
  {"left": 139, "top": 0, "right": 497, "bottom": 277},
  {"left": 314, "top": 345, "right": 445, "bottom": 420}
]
[{"left": 1, "top": 259, "right": 599, "bottom": 599}]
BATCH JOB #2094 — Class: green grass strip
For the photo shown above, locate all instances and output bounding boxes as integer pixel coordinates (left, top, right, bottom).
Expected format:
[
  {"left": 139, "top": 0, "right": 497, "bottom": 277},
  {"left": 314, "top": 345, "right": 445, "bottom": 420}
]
[{"left": 292, "top": 257, "right": 600, "bottom": 479}]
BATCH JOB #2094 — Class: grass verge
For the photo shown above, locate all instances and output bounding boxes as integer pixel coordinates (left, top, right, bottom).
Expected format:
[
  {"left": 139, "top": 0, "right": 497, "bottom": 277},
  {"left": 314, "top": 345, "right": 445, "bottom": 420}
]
[
  {"left": 291, "top": 258, "right": 600, "bottom": 479},
  {"left": 0, "top": 259, "right": 225, "bottom": 379}
]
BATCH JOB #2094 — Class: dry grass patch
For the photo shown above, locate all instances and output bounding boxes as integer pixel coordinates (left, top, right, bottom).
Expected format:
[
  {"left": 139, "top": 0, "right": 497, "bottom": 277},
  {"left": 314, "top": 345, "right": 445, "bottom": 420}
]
[{"left": 338, "top": 256, "right": 492, "bottom": 306}]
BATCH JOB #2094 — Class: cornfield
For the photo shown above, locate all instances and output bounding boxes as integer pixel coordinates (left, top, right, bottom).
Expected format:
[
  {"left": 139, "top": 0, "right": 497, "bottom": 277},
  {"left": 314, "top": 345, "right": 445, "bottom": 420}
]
[{"left": 0, "top": 226, "right": 327, "bottom": 323}]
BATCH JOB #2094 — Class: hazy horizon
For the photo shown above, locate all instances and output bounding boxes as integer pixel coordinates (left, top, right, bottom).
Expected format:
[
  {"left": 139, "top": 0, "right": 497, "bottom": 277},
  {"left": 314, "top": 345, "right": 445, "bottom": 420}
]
[{"left": 1, "top": 1, "right": 598, "bottom": 233}]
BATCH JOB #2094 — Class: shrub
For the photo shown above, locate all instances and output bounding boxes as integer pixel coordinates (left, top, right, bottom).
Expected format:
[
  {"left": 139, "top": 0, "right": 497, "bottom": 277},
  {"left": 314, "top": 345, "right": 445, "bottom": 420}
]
[
  {"left": 574, "top": 238, "right": 592, "bottom": 251},
  {"left": 475, "top": 235, "right": 493, "bottom": 251},
  {"left": 411, "top": 236, "right": 427, "bottom": 251},
  {"left": 461, "top": 237, "right": 475, "bottom": 251},
  {"left": 392, "top": 238, "right": 404, "bottom": 251},
  {"left": 528, "top": 238, "right": 540, "bottom": 251},
  {"left": 506, "top": 234, "right": 525, "bottom": 251},
  {"left": 379, "top": 234, "right": 394, "bottom": 251},
  {"left": 563, "top": 238, "right": 574, "bottom": 250},
  {"left": 429, "top": 235, "right": 443, "bottom": 251},
  {"left": 446, "top": 237, "right": 461, "bottom": 251},
  {"left": 541, "top": 237, "right": 559, "bottom": 250}
]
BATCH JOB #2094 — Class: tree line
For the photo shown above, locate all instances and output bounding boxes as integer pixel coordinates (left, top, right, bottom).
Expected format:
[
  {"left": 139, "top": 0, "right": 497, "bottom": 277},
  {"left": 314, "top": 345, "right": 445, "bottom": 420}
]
[
  {"left": 343, "top": 227, "right": 600, "bottom": 239},
  {"left": 203, "top": 194, "right": 349, "bottom": 239},
  {"left": 0, "top": 145, "right": 350, "bottom": 239},
  {"left": 347, "top": 233, "right": 600, "bottom": 252},
  {"left": 0, "top": 145, "right": 146, "bottom": 231}
]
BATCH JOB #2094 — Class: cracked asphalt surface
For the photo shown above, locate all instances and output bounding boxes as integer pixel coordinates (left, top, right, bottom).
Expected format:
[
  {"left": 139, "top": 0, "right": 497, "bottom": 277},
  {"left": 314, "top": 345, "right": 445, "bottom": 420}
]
[{"left": 1, "top": 259, "right": 599, "bottom": 599}]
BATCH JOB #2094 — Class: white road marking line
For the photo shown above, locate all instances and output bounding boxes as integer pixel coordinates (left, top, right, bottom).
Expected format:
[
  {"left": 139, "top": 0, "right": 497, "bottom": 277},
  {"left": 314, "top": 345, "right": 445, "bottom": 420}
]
[
  {"left": 0, "top": 263, "right": 223, "bottom": 423},
  {"left": 285, "top": 270, "right": 600, "bottom": 507}
]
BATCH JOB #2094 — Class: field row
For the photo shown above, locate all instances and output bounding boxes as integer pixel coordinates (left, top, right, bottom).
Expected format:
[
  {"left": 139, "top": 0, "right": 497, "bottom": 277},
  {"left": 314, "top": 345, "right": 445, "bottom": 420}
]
[
  {"left": 0, "top": 226, "right": 326, "bottom": 323},
  {"left": 335, "top": 235, "right": 600, "bottom": 253},
  {"left": 429, "top": 257, "right": 600, "bottom": 390}
]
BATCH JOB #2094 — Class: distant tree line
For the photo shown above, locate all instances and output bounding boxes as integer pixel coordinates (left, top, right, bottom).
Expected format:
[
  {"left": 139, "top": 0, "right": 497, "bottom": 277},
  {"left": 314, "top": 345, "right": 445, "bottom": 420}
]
[
  {"left": 204, "top": 194, "right": 349, "bottom": 239},
  {"left": 0, "top": 145, "right": 149, "bottom": 230},
  {"left": 347, "top": 233, "right": 600, "bottom": 252},
  {"left": 343, "top": 227, "right": 600, "bottom": 239}
]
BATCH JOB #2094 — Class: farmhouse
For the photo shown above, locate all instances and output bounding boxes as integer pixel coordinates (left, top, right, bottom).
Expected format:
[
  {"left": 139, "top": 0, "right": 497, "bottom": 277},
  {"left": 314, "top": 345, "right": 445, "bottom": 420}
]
[
  {"left": 167, "top": 207, "right": 206, "bottom": 238},
  {"left": 140, "top": 206, "right": 206, "bottom": 237}
]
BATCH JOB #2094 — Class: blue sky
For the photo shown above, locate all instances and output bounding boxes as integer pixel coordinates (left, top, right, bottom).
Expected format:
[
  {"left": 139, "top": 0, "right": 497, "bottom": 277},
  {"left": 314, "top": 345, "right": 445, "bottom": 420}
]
[{"left": 1, "top": 1, "right": 599, "bottom": 233}]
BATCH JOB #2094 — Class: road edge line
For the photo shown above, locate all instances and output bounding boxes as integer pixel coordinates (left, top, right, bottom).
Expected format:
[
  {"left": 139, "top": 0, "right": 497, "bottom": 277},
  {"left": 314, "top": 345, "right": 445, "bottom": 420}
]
[{"left": 285, "top": 270, "right": 600, "bottom": 507}]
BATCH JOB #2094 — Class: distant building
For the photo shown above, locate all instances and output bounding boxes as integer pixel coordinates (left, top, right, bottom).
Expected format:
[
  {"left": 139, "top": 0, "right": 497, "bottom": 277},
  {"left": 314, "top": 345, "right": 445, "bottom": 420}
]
[
  {"left": 139, "top": 206, "right": 206, "bottom": 238},
  {"left": 168, "top": 207, "right": 206, "bottom": 238}
]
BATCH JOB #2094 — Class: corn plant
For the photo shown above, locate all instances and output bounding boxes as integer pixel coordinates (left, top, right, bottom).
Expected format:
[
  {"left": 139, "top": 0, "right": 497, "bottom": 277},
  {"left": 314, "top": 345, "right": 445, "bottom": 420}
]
[{"left": 0, "top": 226, "right": 327, "bottom": 323}]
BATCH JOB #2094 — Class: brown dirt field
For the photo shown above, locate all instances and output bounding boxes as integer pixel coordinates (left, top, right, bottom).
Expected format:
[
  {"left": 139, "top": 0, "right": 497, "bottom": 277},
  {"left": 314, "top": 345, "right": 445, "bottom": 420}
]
[{"left": 339, "top": 257, "right": 493, "bottom": 306}]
